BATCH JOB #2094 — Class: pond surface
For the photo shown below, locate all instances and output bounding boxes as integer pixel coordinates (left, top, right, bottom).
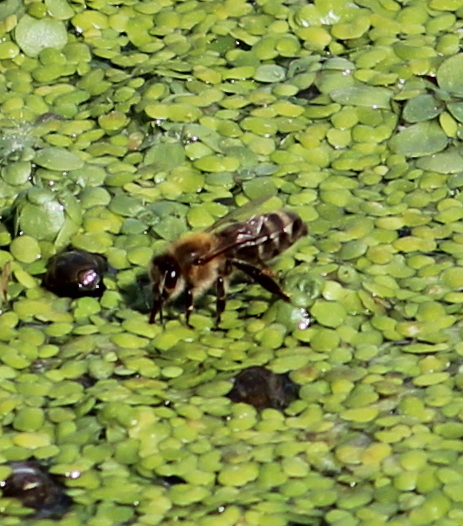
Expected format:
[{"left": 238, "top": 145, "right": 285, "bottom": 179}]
[{"left": 1, "top": 0, "right": 463, "bottom": 525}]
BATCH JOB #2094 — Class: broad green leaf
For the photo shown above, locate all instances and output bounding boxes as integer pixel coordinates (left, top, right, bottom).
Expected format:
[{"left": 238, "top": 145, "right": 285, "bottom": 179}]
[
  {"left": 447, "top": 102, "right": 463, "bottom": 123},
  {"left": 330, "top": 85, "right": 392, "bottom": 109},
  {"left": 389, "top": 121, "right": 448, "bottom": 157},
  {"left": 437, "top": 54, "right": 463, "bottom": 97},
  {"left": 416, "top": 149, "right": 463, "bottom": 173},
  {"left": 402, "top": 94, "right": 443, "bottom": 123},
  {"left": 254, "top": 65, "right": 286, "bottom": 83},
  {"left": 14, "top": 14, "right": 67, "bottom": 58},
  {"left": 34, "top": 148, "right": 84, "bottom": 171}
]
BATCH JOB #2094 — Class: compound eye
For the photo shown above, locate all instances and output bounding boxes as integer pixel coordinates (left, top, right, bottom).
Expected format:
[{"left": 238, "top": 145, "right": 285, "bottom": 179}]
[{"left": 164, "top": 268, "right": 178, "bottom": 290}]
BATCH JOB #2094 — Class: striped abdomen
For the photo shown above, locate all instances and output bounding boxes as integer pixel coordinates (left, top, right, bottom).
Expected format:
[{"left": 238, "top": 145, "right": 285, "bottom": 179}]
[{"left": 219, "top": 211, "right": 307, "bottom": 264}]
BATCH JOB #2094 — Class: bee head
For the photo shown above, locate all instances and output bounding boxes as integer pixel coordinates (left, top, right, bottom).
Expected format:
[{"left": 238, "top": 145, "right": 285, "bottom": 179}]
[{"left": 151, "top": 254, "right": 181, "bottom": 298}]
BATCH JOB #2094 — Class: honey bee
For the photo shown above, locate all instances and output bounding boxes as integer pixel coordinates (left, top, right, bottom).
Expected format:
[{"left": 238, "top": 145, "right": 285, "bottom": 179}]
[{"left": 149, "top": 199, "right": 307, "bottom": 326}]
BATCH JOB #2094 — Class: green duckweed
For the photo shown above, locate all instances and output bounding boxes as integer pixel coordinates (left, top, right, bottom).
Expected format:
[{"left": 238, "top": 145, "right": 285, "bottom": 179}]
[{"left": 2, "top": 0, "right": 463, "bottom": 523}]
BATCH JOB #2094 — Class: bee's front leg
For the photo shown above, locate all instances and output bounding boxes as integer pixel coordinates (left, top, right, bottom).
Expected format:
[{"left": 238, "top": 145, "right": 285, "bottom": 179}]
[
  {"left": 184, "top": 285, "right": 194, "bottom": 327},
  {"left": 216, "top": 275, "right": 226, "bottom": 327},
  {"left": 149, "top": 288, "right": 163, "bottom": 325}
]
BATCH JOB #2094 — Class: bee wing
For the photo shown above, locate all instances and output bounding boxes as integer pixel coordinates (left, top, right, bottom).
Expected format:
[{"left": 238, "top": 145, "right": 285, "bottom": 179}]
[
  {"left": 196, "top": 215, "right": 268, "bottom": 265},
  {"left": 205, "top": 195, "right": 272, "bottom": 233}
]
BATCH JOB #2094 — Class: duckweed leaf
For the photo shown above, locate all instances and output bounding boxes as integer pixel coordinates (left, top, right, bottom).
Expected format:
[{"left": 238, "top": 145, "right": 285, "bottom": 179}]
[
  {"left": 322, "top": 57, "right": 356, "bottom": 71},
  {"left": 59, "top": 191, "right": 82, "bottom": 224},
  {"left": 437, "top": 54, "right": 463, "bottom": 97},
  {"left": 254, "top": 65, "right": 286, "bottom": 83},
  {"left": 243, "top": 178, "right": 277, "bottom": 200},
  {"left": 144, "top": 143, "right": 186, "bottom": 172},
  {"left": 44, "top": 0, "right": 75, "bottom": 20},
  {"left": 15, "top": 189, "right": 65, "bottom": 241},
  {"left": 389, "top": 121, "right": 448, "bottom": 157},
  {"left": 330, "top": 85, "right": 392, "bottom": 109},
  {"left": 0, "top": 0, "right": 22, "bottom": 20},
  {"left": 182, "top": 124, "right": 222, "bottom": 153},
  {"left": 109, "top": 195, "right": 144, "bottom": 218},
  {"left": 14, "top": 188, "right": 81, "bottom": 245},
  {"left": 287, "top": 55, "right": 322, "bottom": 77},
  {"left": 446, "top": 102, "right": 463, "bottom": 123},
  {"left": 151, "top": 216, "right": 187, "bottom": 241},
  {"left": 34, "top": 147, "right": 84, "bottom": 171},
  {"left": 416, "top": 149, "right": 463, "bottom": 173},
  {"left": 402, "top": 94, "right": 443, "bottom": 123},
  {"left": 14, "top": 14, "right": 68, "bottom": 58}
]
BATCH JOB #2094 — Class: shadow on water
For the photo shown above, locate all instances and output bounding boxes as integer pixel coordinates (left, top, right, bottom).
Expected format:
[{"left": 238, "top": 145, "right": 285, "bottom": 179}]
[{"left": 117, "top": 270, "right": 152, "bottom": 315}]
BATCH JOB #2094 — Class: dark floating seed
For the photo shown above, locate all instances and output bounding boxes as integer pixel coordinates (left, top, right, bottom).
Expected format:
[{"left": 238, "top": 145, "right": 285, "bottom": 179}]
[
  {"left": 2, "top": 461, "right": 72, "bottom": 519},
  {"left": 74, "top": 373, "right": 97, "bottom": 388},
  {"left": 228, "top": 366, "right": 299, "bottom": 410},
  {"left": 397, "top": 226, "right": 412, "bottom": 238},
  {"left": 294, "top": 85, "right": 321, "bottom": 101},
  {"left": 234, "top": 39, "right": 251, "bottom": 51},
  {"left": 160, "top": 475, "right": 187, "bottom": 486},
  {"left": 288, "top": 519, "right": 329, "bottom": 526},
  {"left": 43, "top": 249, "right": 108, "bottom": 299},
  {"left": 34, "top": 112, "right": 65, "bottom": 125}
]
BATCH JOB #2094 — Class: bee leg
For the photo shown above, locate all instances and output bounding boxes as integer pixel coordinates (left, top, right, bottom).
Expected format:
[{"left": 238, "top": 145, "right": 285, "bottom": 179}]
[
  {"left": 216, "top": 275, "right": 226, "bottom": 326},
  {"left": 185, "top": 285, "right": 194, "bottom": 328},
  {"left": 149, "top": 293, "right": 163, "bottom": 325},
  {"left": 232, "top": 260, "right": 290, "bottom": 301}
]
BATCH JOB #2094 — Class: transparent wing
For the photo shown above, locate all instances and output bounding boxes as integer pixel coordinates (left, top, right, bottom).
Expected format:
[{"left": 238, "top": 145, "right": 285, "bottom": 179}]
[
  {"left": 205, "top": 195, "right": 272, "bottom": 233},
  {"left": 196, "top": 214, "right": 269, "bottom": 265}
]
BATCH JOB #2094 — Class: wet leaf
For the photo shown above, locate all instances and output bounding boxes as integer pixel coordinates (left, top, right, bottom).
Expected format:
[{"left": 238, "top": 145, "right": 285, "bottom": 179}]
[
  {"left": 389, "top": 121, "right": 448, "bottom": 157},
  {"left": 437, "top": 54, "right": 463, "bottom": 97},
  {"left": 402, "top": 94, "right": 443, "bottom": 123},
  {"left": 416, "top": 149, "right": 463, "bottom": 173},
  {"left": 150, "top": 216, "right": 187, "bottom": 241},
  {"left": 143, "top": 143, "right": 186, "bottom": 173},
  {"left": 14, "top": 14, "right": 67, "bottom": 58},
  {"left": 253, "top": 65, "right": 286, "bottom": 83},
  {"left": 0, "top": 260, "right": 11, "bottom": 305},
  {"left": 287, "top": 55, "right": 321, "bottom": 78},
  {"left": 44, "top": 0, "right": 75, "bottom": 19},
  {"left": 182, "top": 124, "right": 222, "bottom": 153},
  {"left": 330, "top": 85, "right": 392, "bottom": 108},
  {"left": 14, "top": 188, "right": 82, "bottom": 245},
  {"left": 446, "top": 102, "right": 463, "bottom": 123},
  {"left": 34, "top": 148, "right": 84, "bottom": 171},
  {"left": 0, "top": 0, "right": 22, "bottom": 20}
]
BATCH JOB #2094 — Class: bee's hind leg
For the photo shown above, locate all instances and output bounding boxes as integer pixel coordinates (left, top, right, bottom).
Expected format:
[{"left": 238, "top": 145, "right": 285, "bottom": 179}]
[{"left": 232, "top": 260, "right": 290, "bottom": 302}]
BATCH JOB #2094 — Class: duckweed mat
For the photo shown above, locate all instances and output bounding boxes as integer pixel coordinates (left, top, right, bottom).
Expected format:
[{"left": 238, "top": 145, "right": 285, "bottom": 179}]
[{"left": 2, "top": 0, "right": 463, "bottom": 524}]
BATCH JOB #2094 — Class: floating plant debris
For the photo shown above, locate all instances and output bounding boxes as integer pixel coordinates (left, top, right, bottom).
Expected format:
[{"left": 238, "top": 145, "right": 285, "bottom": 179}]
[
  {"left": 228, "top": 366, "right": 299, "bottom": 410},
  {"left": 1, "top": 461, "right": 72, "bottom": 519},
  {"left": 43, "top": 249, "right": 107, "bottom": 298}
]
